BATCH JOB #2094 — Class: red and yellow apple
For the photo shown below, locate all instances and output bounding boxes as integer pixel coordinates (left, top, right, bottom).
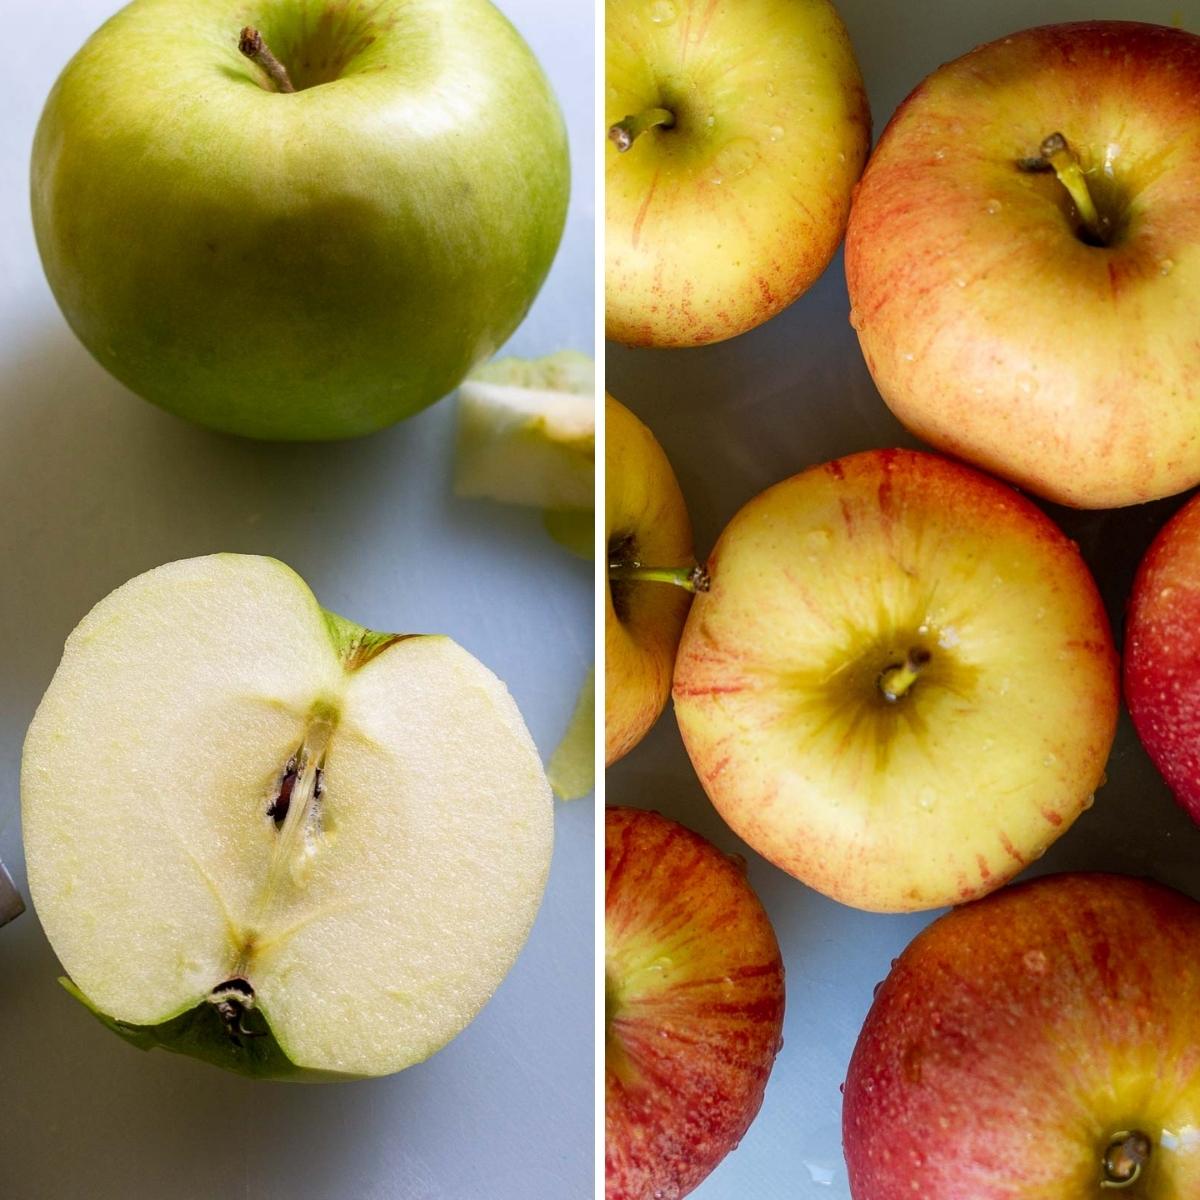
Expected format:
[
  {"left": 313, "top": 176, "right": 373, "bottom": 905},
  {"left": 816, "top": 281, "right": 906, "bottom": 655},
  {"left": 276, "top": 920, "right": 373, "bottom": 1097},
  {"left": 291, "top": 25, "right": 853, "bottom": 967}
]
[
  {"left": 605, "top": 0, "right": 869, "bottom": 347},
  {"left": 846, "top": 21, "right": 1200, "bottom": 508},
  {"left": 843, "top": 873, "right": 1200, "bottom": 1198},
  {"left": 1125, "top": 491, "right": 1200, "bottom": 824},
  {"left": 606, "top": 395, "right": 695, "bottom": 765},
  {"left": 673, "top": 449, "right": 1118, "bottom": 913},
  {"left": 605, "top": 806, "right": 785, "bottom": 1200}
]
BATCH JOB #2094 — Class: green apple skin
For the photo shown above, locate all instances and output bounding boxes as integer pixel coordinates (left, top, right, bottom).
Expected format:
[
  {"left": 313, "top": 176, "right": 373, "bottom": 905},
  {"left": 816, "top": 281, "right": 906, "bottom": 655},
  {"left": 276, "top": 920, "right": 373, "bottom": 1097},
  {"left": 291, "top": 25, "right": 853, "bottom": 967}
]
[
  {"left": 606, "top": 0, "right": 869, "bottom": 347},
  {"left": 606, "top": 395, "right": 693, "bottom": 765},
  {"left": 673, "top": 449, "right": 1118, "bottom": 913},
  {"left": 844, "top": 874, "right": 1200, "bottom": 1198},
  {"left": 846, "top": 21, "right": 1200, "bottom": 508},
  {"left": 32, "top": 0, "right": 569, "bottom": 440},
  {"left": 606, "top": 807, "right": 784, "bottom": 1200}
]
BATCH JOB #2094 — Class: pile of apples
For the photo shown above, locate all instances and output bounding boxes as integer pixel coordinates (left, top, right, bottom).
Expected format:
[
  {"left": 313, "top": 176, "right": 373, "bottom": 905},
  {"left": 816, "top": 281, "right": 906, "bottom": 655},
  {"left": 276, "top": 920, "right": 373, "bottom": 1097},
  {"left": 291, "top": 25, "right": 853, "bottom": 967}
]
[{"left": 605, "top": 8, "right": 1200, "bottom": 1199}]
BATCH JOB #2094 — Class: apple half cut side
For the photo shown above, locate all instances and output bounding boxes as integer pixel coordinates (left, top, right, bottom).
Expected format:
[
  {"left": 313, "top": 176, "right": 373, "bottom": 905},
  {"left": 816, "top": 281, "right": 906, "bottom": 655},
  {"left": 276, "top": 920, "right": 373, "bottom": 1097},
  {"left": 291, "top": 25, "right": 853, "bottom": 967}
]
[
  {"left": 605, "top": 394, "right": 698, "bottom": 765},
  {"left": 673, "top": 449, "right": 1119, "bottom": 913},
  {"left": 21, "top": 555, "right": 553, "bottom": 1080},
  {"left": 843, "top": 873, "right": 1200, "bottom": 1198},
  {"left": 606, "top": 807, "right": 785, "bottom": 1200}
]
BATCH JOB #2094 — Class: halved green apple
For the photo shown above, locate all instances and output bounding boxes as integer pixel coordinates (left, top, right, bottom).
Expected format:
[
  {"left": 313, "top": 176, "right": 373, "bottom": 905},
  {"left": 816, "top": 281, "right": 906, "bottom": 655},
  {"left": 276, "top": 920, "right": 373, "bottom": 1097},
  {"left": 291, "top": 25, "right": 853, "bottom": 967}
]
[{"left": 21, "top": 554, "right": 553, "bottom": 1079}]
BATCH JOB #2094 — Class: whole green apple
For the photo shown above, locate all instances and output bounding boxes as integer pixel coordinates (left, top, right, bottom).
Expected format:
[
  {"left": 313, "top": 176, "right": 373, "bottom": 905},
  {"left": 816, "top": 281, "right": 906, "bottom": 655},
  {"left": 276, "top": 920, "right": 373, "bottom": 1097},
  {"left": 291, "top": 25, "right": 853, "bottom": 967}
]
[
  {"left": 844, "top": 873, "right": 1200, "bottom": 1197},
  {"left": 22, "top": 555, "right": 553, "bottom": 1079},
  {"left": 673, "top": 449, "right": 1118, "bottom": 913},
  {"left": 32, "top": 0, "right": 569, "bottom": 440},
  {"left": 846, "top": 21, "right": 1200, "bottom": 508},
  {"left": 606, "top": 806, "right": 784, "bottom": 1199},
  {"left": 605, "top": 0, "right": 869, "bottom": 347}
]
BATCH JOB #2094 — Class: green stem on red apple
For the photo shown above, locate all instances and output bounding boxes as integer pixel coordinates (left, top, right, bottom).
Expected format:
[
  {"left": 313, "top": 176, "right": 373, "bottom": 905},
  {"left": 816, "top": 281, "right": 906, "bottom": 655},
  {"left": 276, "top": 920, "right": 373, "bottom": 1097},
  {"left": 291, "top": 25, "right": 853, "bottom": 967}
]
[
  {"left": 608, "top": 562, "right": 710, "bottom": 593},
  {"left": 608, "top": 108, "right": 676, "bottom": 153},
  {"left": 238, "top": 26, "right": 296, "bottom": 93},
  {"left": 1037, "top": 132, "right": 1106, "bottom": 243},
  {"left": 1100, "top": 1130, "right": 1151, "bottom": 1189},
  {"left": 879, "top": 648, "right": 931, "bottom": 702}
]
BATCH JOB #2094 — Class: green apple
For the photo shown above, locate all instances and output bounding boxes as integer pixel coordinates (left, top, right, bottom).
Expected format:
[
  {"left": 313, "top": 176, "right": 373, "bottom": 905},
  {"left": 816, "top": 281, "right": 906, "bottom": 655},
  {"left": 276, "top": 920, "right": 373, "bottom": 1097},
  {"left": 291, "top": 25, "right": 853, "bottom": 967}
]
[
  {"left": 844, "top": 873, "right": 1200, "bottom": 1197},
  {"left": 605, "top": 394, "right": 696, "bottom": 765},
  {"left": 32, "top": 0, "right": 569, "bottom": 440},
  {"left": 454, "top": 350, "right": 594, "bottom": 556},
  {"left": 845, "top": 21, "right": 1200, "bottom": 507},
  {"left": 21, "top": 555, "right": 552, "bottom": 1078},
  {"left": 605, "top": 0, "right": 869, "bottom": 347},
  {"left": 606, "top": 807, "right": 784, "bottom": 1200},
  {"left": 673, "top": 449, "right": 1119, "bottom": 913}
]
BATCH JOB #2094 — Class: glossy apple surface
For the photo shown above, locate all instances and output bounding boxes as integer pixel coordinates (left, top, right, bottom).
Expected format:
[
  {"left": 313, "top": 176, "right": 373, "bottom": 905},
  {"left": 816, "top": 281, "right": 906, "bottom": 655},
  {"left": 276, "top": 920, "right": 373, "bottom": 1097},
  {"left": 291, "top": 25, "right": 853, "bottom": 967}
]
[
  {"left": 844, "top": 873, "right": 1200, "bottom": 1198},
  {"left": 32, "top": 0, "right": 568, "bottom": 440},
  {"left": 673, "top": 449, "right": 1118, "bottom": 912},
  {"left": 1126, "top": 491, "right": 1200, "bottom": 824},
  {"left": 846, "top": 21, "right": 1200, "bottom": 508},
  {"left": 606, "top": 807, "right": 785, "bottom": 1200},
  {"left": 606, "top": 0, "right": 869, "bottom": 347},
  {"left": 606, "top": 395, "right": 693, "bottom": 765}
]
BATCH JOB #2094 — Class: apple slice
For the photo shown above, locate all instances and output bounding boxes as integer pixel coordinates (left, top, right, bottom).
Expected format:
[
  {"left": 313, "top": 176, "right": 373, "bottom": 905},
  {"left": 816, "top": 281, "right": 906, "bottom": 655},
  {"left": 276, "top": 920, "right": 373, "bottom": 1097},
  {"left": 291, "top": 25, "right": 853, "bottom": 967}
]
[
  {"left": 606, "top": 807, "right": 785, "bottom": 1199},
  {"left": 673, "top": 449, "right": 1118, "bottom": 912},
  {"left": 454, "top": 350, "right": 594, "bottom": 513},
  {"left": 844, "top": 873, "right": 1200, "bottom": 1197},
  {"left": 21, "top": 555, "right": 552, "bottom": 1079}
]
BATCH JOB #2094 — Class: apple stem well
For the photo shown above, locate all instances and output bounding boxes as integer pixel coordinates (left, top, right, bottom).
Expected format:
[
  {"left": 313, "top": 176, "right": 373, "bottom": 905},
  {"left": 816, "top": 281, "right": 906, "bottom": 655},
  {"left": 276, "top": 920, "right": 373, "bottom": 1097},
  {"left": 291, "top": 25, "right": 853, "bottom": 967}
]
[
  {"left": 1101, "top": 1131, "right": 1152, "bottom": 1189},
  {"left": 1018, "top": 132, "right": 1108, "bottom": 245},
  {"left": 607, "top": 561, "right": 710, "bottom": 593},
  {"left": 608, "top": 108, "right": 676, "bottom": 153},
  {"left": 878, "top": 648, "right": 931, "bottom": 702},
  {"left": 238, "top": 26, "right": 296, "bottom": 94}
]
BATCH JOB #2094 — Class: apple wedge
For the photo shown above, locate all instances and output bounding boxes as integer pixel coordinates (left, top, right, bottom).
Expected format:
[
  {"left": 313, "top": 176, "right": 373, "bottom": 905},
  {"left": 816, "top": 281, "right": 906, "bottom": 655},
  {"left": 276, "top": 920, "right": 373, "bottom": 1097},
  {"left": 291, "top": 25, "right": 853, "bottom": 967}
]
[{"left": 21, "top": 554, "right": 552, "bottom": 1079}]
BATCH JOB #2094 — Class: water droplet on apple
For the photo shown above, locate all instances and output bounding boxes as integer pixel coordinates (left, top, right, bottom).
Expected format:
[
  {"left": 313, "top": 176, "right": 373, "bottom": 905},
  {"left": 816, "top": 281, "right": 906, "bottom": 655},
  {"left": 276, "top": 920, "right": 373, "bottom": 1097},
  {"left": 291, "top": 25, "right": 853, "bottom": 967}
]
[
  {"left": 727, "top": 851, "right": 748, "bottom": 873},
  {"left": 933, "top": 147, "right": 947, "bottom": 161},
  {"left": 768, "top": 125, "right": 784, "bottom": 142},
  {"left": 985, "top": 198, "right": 1002, "bottom": 215},
  {"left": 838, "top": 151, "right": 847, "bottom": 163},
  {"left": 981, "top": 737, "right": 994, "bottom": 752},
  {"left": 766, "top": 82, "right": 776, "bottom": 97},
  {"left": 999, "top": 676, "right": 1011, "bottom": 695},
  {"left": 1032, "top": 845, "right": 1047, "bottom": 860},
  {"left": 917, "top": 787, "right": 936, "bottom": 812},
  {"left": 1017, "top": 375, "right": 1035, "bottom": 396},
  {"left": 1081, "top": 793, "right": 1095, "bottom": 810},
  {"left": 705, "top": 114, "right": 715, "bottom": 128},
  {"left": 954, "top": 276, "right": 967, "bottom": 288},
  {"left": 1043, "top": 753, "right": 1057, "bottom": 767},
  {"left": 648, "top": 0, "right": 677, "bottom": 24},
  {"left": 1023, "top": 949, "right": 1047, "bottom": 973},
  {"left": 863, "top": 1076, "right": 876, "bottom": 1093},
  {"left": 1161, "top": 586, "right": 1176, "bottom": 600},
  {"left": 849, "top": 307, "right": 864, "bottom": 331},
  {"left": 839, "top": 1081, "right": 846, "bottom": 1095},
  {"left": 873, "top": 979, "right": 884, "bottom": 997}
]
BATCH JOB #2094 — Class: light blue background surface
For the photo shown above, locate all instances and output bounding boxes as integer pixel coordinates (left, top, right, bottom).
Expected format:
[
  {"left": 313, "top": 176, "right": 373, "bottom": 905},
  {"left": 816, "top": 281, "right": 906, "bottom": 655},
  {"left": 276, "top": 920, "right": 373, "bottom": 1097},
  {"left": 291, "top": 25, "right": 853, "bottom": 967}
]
[
  {"left": 607, "top": 1, "right": 1200, "bottom": 1196},
  {"left": 0, "top": 1, "right": 594, "bottom": 1196}
]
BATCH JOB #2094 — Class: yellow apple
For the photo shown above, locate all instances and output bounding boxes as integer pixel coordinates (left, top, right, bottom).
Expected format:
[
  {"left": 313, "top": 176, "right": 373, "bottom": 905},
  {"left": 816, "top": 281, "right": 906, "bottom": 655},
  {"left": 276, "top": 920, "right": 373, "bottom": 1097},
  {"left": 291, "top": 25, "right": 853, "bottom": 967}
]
[
  {"left": 606, "top": 0, "right": 869, "bottom": 347},
  {"left": 606, "top": 395, "right": 694, "bottom": 765},
  {"left": 673, "top": 449, "right": 1118, "bottom": 913}
]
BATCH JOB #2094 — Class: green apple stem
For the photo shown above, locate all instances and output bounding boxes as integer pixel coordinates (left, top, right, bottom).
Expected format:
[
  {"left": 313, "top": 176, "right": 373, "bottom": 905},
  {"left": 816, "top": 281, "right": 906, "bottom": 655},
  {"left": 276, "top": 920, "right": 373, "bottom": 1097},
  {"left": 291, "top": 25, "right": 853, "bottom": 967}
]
[
  {"left": 879, "top": 649, "right": 931, "bottom": 702},
  {"left": 1037, "top": 132, "right": 1105, "bottom": 243},
  {"left": 608, "top": 562, "right": 710, "bottom": 593},
  {"left": 238, "top": 26, "right": 296, "bottom": 94},
  {"left": 608, "top": 108, "right": 676, "bottom": 153},
  {"left": 1101, "top": 1131, "right": 1151, "bottom": 1189}
]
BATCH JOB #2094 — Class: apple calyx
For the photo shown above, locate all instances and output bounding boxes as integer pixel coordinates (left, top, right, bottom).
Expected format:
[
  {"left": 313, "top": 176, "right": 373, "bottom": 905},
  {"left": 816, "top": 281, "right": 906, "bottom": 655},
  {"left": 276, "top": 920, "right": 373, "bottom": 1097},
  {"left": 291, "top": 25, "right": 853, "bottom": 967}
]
[
  {"left": 1018, "top": 132, "right": 1108, "bottom": 245},
  {"left": 238, "top": 26, "right": 296, "bottom": 94},
  {"left": 878, "top": 648, "right": 931, "bottom": 702},
  {"left": 608, "top": 107, "right": 676, "bottom": 153},
  {"left": 1101, "top": 1131, "right": 1152, "bottom": 1190},
  {"left": 608, "top": 561, "right": 710, "bottom": 593},
  {"left": 209, "top": 978, "right": 263, "bottom": 1043}
]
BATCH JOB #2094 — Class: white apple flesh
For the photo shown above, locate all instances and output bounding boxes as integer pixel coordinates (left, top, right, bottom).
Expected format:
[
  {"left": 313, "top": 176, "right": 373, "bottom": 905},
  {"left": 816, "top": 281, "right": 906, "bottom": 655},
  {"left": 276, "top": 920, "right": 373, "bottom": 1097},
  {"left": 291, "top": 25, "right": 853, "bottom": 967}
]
[{"left": 21, "top": 555, "right": 553, "bottom": 1078}]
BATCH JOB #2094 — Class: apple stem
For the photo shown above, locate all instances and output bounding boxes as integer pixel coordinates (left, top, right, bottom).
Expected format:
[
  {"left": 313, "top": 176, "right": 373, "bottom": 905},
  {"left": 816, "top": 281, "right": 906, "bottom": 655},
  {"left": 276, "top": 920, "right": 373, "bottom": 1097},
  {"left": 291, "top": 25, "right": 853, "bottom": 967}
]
[
  {"left": 608, "top": 562, "right": 710, "bottom": 593},
  {"left": 1101, "top": 1131, "right": 1151, "bottom": 1189},
  {"left": 238, "top": 26, "right": 296, "bottom": 94},
  {"left": 1031, "top": 132, "right": 1107, "bottom": 243},
  {"left": 879, "top": 649, "right": 931, "bottom": 702},
  {"left": 608, "top": 108, "right": 676, "bottom": 153}
]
